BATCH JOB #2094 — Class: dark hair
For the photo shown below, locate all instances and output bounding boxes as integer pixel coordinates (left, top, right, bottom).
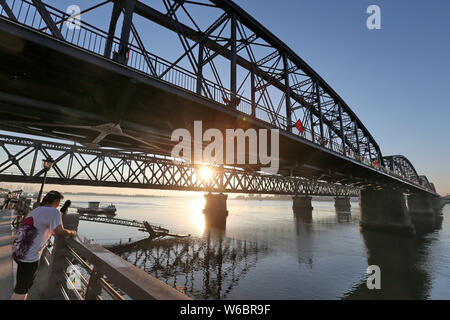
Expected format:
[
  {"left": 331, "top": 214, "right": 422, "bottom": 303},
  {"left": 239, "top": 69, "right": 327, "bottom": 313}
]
[
  {"left": 60, "top": 200, "right": 71, "bottom": 214},
  {"left": 41, "top": 190, "right": 64, "bottom": 206}
]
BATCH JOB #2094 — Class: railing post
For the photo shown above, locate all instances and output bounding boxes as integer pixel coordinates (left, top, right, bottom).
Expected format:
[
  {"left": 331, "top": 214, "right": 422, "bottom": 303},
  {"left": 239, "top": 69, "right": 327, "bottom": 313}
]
[
  {"left": 44, "top": 213, "right": 79, "bottom": 299},
  {"left": 283, "top": 53, "right": 292, "bottom": 132},
  {"left": 354, "top": 121, "right": 360, "bottom": 159},
  {"left": 84, "top": 266, "right": 103, "bottom": 300},
  {"left": 104, "top": 0, "right": 122, "bottom": 59},
  {"left": 338, "top": 102, "right": 346, "bottom": 155},
  {"left": 118, "top": 0, "right": 137, "bottom": 64},
  {"left": 251, "top": 71, "right": 256, "bottom": 117},
  {"left": 230, "top": 11, "right": 237, "bottom": 108},
  {"left": 196, "top": 42, "right": 204, "bottom": 95},
  {"left": 309, "top": 107, "right": 315, "bottom": 142},
  {"left": 328, "top": 126, "right": 333, "bottom": 150},
  {"left": 315, "top": 80, "right": 324, "bottom": 142}
]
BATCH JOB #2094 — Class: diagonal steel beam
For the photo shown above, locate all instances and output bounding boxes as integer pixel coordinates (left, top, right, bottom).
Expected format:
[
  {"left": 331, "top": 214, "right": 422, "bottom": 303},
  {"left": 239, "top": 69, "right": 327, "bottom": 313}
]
[
  {"left": 159, "top": 12, "right": 228, "bottom": 79},
  {"left": 130, "top": 22, "right": 157, "bottom": 76},
  {"left": 41, "top": 0, "right": 111, "bottom": 32},
  {"left": 118, "top": 0, "right": 137, "bottom": 64},
  {"left": 133, "top": 2, "right": 335, "bottom": 130},
  {"left": 31, "top": 0, "right": 63, "bottom": 39},
  {"left": 0, "top": 0, "right": 17, "bottom": 21}
]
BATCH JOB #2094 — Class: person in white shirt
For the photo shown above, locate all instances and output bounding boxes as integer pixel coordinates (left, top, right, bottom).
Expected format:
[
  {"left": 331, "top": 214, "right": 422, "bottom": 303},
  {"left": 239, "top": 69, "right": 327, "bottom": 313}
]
[{"left": 10, "top": 190, "right": 76, "bottom": 300}]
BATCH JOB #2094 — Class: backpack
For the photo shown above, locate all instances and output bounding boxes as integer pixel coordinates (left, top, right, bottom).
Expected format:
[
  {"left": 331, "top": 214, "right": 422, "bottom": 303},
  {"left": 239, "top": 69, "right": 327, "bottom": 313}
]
[{"left": 12, "top": 216, "right": 38, "bottom": 261}]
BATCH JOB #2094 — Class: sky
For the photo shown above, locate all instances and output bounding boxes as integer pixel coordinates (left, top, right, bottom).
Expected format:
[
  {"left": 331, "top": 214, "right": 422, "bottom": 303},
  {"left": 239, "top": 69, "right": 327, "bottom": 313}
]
[
  {"left": 231, "top": 0, "right": 450, "bottom": 193},
  {"left": 2, "top": 0, "right": 450, "bottom": 194}
]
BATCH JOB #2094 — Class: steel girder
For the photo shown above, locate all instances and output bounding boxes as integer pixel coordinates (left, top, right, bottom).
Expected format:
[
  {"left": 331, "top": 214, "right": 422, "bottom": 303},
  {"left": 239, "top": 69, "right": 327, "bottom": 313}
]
[
  {"left": 0, "top": 0, "right": 381, "bottom": 169},
  {"left": 0, "top": 134, "right": 358, "bottom": 196}
]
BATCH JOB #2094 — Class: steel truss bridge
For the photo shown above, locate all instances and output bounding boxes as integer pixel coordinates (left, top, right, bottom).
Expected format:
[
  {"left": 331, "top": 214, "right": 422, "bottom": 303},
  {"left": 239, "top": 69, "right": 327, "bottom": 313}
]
[
  {"left": 0, "top": 134, "right": 358, "bottom": 196},
  {"left": 0, "top": 0, "right": 437, "bottom": 196}
]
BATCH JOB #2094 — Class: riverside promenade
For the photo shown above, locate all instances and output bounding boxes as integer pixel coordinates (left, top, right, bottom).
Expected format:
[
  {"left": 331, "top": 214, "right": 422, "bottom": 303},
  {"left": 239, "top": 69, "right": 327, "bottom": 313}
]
[
  {"left": 0, "top": 210, "right": 13, "bottom": 299},
  {"left": 0, "top": 209, "right": 59, "bottom": 300},
  {"left": 0, "top": 209, "right": 190, "bottom": 300}
]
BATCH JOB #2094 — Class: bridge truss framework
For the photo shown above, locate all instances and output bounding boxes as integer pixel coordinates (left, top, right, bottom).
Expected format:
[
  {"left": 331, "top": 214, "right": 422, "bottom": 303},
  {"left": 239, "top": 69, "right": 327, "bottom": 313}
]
[{"left": 0, "top": 134, "right": 358, "bottom": 196}]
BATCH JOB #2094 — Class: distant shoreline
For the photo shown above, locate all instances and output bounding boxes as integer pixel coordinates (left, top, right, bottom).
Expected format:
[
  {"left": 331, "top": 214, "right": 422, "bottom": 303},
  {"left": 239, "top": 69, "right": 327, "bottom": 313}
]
[
  {"left": 231, "top": 195, "right": 359, "bottom": 202},
  {"left": 63, "top": 192, "right": 169, "bottom": 198},
  {"left": 62, "top": 192, "right": 358, "bottom": 201}
]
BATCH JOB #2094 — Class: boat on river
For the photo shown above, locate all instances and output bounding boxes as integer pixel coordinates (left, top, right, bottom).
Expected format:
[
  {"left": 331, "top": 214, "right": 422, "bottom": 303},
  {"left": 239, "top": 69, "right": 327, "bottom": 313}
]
[{"left": 77, "top": 201, "right": 117, "bottom": 216}]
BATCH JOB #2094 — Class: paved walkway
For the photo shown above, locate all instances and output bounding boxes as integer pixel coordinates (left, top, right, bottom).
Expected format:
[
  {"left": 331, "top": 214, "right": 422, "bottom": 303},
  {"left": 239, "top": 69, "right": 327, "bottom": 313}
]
[{"left": 0, "top": 210, "right": 14, "bottom": 300}]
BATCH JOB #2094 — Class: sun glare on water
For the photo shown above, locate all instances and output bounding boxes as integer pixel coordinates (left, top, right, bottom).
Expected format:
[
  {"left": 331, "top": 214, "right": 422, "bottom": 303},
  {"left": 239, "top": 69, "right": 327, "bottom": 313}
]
[{"left": 191, "top": 195, "right": 206, "bottom": 234}]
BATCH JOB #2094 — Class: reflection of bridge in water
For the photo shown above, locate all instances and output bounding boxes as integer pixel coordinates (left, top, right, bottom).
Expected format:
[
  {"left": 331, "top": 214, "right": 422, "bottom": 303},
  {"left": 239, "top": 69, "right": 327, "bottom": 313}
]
[
  {"left": 108, "top": 230, "right": 269, "bottom": 299},
  {"left": 342, "top": 215, "right": 444, "bottom": 300},
  {"left": 105, "top": 210, "right": 359, "bottom": 299}
]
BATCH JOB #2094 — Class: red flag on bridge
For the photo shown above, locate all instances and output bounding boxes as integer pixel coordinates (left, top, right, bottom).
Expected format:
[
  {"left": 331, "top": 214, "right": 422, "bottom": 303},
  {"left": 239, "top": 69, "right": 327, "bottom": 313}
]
[{"left": 295, "top": 120, "right": 304, "bottom": 133}]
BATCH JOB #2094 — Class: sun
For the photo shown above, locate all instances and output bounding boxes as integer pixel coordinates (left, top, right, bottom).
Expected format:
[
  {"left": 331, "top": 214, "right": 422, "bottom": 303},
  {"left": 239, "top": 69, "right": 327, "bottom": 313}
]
[{"left": 198, "top": 167, "right": 213, "bottom": 181}]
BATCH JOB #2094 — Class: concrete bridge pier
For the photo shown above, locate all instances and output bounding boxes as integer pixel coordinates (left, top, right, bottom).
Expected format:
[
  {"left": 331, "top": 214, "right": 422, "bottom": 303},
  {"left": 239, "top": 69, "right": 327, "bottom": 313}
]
[
  {"left": 203, "top": 193, "right": 228, "bottom": 229},
  {"left": 431, "top": 197, "right": 443, "bottom": 214},
  {"left": 407, "top": 194, "right": 442, "bottom": 232},
  {"left": 359, "top": 188, "right": 415, "bottom": 235},
  {"left": 407, "top": 194, "right": 436, "bottom": 216},
  {"left": 334, "top": 196, "right": 351, "bottom": 213},
  {"left": 292, "top": 196, "right": 313, "bottom": 222},
  {"left": 335, "top": 197, "right": 352, "bottom": 222}
]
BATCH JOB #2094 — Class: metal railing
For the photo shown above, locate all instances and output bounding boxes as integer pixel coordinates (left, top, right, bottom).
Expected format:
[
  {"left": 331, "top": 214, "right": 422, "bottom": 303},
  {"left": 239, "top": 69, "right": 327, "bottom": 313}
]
[{"left": 42, "top": 230, "right": 190, "bottom": 300}]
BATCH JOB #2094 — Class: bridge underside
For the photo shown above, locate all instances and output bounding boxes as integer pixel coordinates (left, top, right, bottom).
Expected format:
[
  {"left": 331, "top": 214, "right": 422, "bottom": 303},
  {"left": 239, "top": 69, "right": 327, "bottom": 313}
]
[{"left": 0, "top": 18, "right": 431, "bottom": 196}]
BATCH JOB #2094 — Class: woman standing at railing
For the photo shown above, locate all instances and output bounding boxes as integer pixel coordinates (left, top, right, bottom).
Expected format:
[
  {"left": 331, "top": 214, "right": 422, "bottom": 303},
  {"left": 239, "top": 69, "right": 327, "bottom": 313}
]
[{"left": 10, "top": 191, "right": 76, "bottom": 300}]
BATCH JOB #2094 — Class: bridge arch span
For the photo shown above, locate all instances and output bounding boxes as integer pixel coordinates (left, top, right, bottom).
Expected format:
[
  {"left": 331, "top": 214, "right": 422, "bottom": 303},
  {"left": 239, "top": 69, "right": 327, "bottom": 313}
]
[
  {"left": 419, "top": 175, "right": 434, "bottom": 191},
  {"left": 87, "top": 0, "right": 384, "bottom": 164},
  {"left": 383, "top": 155, "right": 421, "bottom": 185}
]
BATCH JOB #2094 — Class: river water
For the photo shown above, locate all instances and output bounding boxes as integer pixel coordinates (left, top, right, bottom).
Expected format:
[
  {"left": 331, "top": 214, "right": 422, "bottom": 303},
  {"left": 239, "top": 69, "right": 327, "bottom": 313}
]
[{"left": 67, "top": 194, "right": 449, "bottom": 300}]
